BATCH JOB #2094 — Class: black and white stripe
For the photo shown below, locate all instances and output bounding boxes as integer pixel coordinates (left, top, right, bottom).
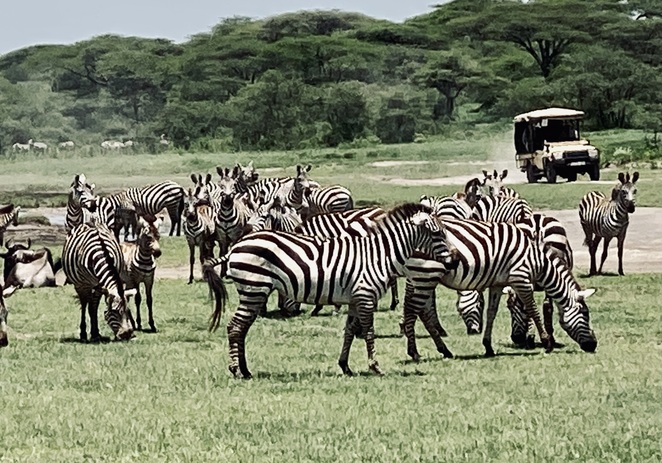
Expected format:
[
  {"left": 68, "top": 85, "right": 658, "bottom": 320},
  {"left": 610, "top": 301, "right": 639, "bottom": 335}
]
[
  {"left": 183, "top": 189, "right": 217, "bottom": 284},
  {"left": 65, "top": 174, "right": 97, "bottom": 234},
  {"left": 204, "top": 203, "right": 457, "bottom": 378},
  {"left": 579, "top": 171, "right": 639, "bottom": 275},
  {"left": 62, "top": 223, "right": 135, "bottom": 341},
  {"left": 126, "top": 181, "right": 185, "bottom": 236},
  {"left": 304, "top": 185, "right": 353, "bottom": 218},
  {"left": 471, "top": 195, "right": 532, "bottom": 223}
]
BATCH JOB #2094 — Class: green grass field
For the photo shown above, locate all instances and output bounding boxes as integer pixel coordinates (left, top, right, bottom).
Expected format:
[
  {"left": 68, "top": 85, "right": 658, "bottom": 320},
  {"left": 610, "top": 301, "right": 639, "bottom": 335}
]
[{"left": 1, "top": 128, "right": 661, "bottom": 462}]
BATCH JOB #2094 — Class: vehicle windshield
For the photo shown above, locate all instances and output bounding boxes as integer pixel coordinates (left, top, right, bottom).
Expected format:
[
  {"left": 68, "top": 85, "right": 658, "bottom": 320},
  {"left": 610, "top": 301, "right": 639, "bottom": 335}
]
[{"left": 514, "top": 118, "right": 581, "bottom": 154}]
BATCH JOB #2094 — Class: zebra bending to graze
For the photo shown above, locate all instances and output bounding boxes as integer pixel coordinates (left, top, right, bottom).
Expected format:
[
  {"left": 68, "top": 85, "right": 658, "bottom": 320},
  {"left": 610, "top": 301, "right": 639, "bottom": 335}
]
[
  {"left": 0, "top": 204, "right": 20, "bottom": 246},
  {"left": 502, "top": 213, "right": 575, "bottom": 348},
  {"left": 204, "top": 203, "right": 458, "bottom": 378},
  {"left": 62, "top": 223, "right": 135, "bottom": 342},
  {"left": 579, "top": 172, "right": 639, "bottom": 276},
  {"left": 482, "top": 169, "right": 520, "bottom": 198},
  {"left": 66, "top": 174, "right": 97, "bottom": 234},
  {"left": 120, "top": 217, "right": 162, "bottom": 332},
  {"left": 416, "top": 218, "right": 596, "bottom": 357},
  {"left": 293, "top": 207, "right": 400, "bottom": 315},
  {"left": 183, "top": 189, "right": 217, "bottom": 284},
  {"left": 126, "top": 181, "right": 185, "bottom": 236},
  {"left": 304, "top": 185, "right": 353, "bottom": 219}
]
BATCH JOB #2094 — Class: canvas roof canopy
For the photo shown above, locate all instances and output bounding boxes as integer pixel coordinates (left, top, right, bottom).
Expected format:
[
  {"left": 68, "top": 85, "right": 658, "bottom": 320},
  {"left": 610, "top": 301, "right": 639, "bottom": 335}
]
[{"left": 513, "top": 107, "right": 585, "bottom": 123}]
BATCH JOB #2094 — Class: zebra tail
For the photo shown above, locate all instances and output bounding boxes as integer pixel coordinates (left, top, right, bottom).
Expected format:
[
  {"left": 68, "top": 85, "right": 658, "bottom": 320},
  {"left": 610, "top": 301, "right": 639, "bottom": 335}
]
[
  {"left": 52, "top": 256, "right": 63, "bottom": 274},
  {"left": 203, "top": 257, "right": 228, "bottom": 332}
]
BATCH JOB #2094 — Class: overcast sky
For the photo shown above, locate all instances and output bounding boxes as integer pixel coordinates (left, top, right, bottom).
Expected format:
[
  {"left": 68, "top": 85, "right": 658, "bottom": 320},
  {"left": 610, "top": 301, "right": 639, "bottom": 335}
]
[{"left": 0, "top": 0, "right": 443, "bottom": 56}]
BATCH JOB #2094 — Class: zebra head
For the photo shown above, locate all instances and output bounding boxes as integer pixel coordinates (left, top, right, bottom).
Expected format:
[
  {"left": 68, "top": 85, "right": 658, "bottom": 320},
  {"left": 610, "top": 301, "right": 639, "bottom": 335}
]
[
  {"left": 103, "top": 287, "right": 136, "bottom": 341},
  {"left": 410, "top": 210, "right": 458, "bottom": 270},
  {"left": 70, "top": 174, "right": 98, "bottom": 212},
  {"left": 561, "top": 287, "right": 597, "bottom": 352},
  {"left": 0, "top": 283, "right": 15, "bottom": 347},
  {"left": 463, "top": 177, "right": 483, "bottom": 208},
  {"left": 456, "top": 290, "right": 484, "bottom": 335},
  {"left": 236, "top": 161, "right": 259, "bottom": 186},
  {"left": 612, "top": 172, "right": 639, "bottom": 213},
  {"left": 216, "top": 166, "right": 238, "bottom": 196},
  {"left": 184, "top": 188, "right": 206, "bottom": 222},
  {"left": 137, "top": 216, "right": 162, "bottom": 258},
  {"left": 295, "top": 164, "right": 312, "bottom": 191},
  {"left": 502, "top": 287, "right": 535, "bottom": 348},
  {"left": 482, "top": 169, "right": 508, "bottom": 196}
]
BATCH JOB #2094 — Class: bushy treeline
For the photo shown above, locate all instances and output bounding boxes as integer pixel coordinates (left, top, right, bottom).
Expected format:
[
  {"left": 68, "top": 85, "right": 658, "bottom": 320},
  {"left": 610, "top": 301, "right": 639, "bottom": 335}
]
[{"left": 0, "top": 0, "right": 660, "bottom": 152}]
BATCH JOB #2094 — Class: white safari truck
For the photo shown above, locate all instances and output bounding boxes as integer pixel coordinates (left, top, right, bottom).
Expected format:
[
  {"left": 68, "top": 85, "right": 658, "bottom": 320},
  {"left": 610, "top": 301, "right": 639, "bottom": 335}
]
[{"left": 514, "top": 107, "right": 600, "bottom": 183}]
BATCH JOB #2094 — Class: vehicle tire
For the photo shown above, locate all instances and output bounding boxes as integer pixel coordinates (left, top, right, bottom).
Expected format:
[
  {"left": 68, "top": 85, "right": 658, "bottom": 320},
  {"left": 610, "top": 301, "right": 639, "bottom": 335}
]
[
  {"left": 526, "top": 162, "right": 538, "bottom": 183},
  {"left": 588, "top": 163, "right": 600, "bottom": 181},
  {"left": 545, "top": 162, "right": 557, "bottom": 184},
  {"left": 566, "top": 172, "right": 577, "bottom": 182}
]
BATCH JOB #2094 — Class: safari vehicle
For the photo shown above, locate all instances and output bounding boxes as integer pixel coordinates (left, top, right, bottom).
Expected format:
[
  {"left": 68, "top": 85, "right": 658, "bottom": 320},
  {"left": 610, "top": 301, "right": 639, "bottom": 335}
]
[{"left": 514, "top": 107, "right": 600, "bottom": 183}]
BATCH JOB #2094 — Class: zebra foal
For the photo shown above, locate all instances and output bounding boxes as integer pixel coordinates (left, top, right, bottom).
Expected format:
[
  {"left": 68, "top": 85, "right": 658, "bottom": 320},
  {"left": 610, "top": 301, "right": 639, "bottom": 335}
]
[
  {"left": 579, "top": 172, "right": 639, "bottom": 276},
  {"left": 62, "top": 223, "right": 135, "bottom": 342},
  {"left": 183, "top": 188, "right": 218, "bottom": 284},
  {"left": 203, "top": 203, "right": 458, "bottom": 378}
]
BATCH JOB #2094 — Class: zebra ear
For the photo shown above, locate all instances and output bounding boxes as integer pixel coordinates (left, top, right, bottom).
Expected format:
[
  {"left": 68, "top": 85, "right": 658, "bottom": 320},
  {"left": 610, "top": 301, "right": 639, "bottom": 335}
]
[
  {"left": 501, "top": 169, "right": 508, "bottom": 180},
  {"left": 305, "top": 164, "right": 312, "bottom": 173},
  {"left": 419, "top": 195, "right": 430, "bottom": 207},
  {"left": 577, "top": 288, "right": 596, "bottom": 301},
  {"left": 618, "top": 172, "right": 625, "bottom": 184},
  {"left": 632, "top": 171, "right": 639, "bottom": 184},
  {"left": 482, "top": 169, "right": 488, "bottom": 178},
  {"left": 215, "top": 166, "right": 224, "bottom": 177},
  {"left": 248, "top": 160, "right": 254, "bottom": 168},
  {"left": 205, "top": 173, "right": 212, "bottom": 184},
  {"left": 190, "top": 173, "right": 198, "bottom": 184}
]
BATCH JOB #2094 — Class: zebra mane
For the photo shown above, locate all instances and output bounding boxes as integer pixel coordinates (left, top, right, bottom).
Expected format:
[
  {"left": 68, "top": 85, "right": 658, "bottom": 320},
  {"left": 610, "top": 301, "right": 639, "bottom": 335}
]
[
  {"left": 374, "top": 203, "right": 434, "bottom": 228},
  {"left": 96, "top": 227, "right": 125, "bottom": 299}
]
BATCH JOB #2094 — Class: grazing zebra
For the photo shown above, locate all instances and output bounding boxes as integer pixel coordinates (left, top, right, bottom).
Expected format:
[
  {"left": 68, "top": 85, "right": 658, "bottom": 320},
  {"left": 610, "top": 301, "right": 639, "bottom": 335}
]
[
  {"left": 183, "top": 189, "right": 217, "bottom": 284},
  {"left": 62, "top": 223, "right": 135, "bottom": 341},
  {"left": 579, "top": 172, "right": 639, "bottom": 276},
  {"left": 126, "top": 181, "right": 185, "bottom": 236},
  {"left": 120, "top": 218, "right": 162, "bottom": 332},
  {"left": 482, "top": 169, "right": 520, "bottom": 198},
  {"left": 0, "top": 204, "right": 20, "bottom": 246},
  {"left": 304, "top": 185, "right": 354, "bottom": 219},
  {"left": 418, "top": 218, "right": 597, "bottom": 357},
  {"left": 203, "top": 203, "right": 458, "bottom": 378},
  {"left": 293, "top": 207, "right": 400, "bottom": 316},
  {"left": 65, "top": 174, "right": 97, "bottom": 234}
]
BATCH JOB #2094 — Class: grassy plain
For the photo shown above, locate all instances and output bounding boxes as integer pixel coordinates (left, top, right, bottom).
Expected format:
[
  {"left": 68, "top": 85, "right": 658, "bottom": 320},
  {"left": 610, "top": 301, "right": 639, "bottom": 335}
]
[{"left": 1, "top": 128, "right": 661, "bottom": 462}]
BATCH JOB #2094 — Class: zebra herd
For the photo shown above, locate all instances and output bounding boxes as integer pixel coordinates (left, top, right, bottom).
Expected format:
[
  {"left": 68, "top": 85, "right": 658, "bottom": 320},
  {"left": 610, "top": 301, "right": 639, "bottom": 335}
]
[{"left": 0, "top": 165, "right": 642, "bottom": 380}]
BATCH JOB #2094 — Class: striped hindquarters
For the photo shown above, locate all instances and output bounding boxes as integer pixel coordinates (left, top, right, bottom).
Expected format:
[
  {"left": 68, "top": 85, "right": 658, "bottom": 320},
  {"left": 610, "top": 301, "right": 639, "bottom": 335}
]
[
  {"left": 127, "top": 181, "right": 184, "bottom": 217},
  {"left": 307, "top": 186, "right": 354, "bottom": 216},
  {"left": 472, "top": 196, "right": 532, "bottom": 223},
  {"left": 420, "top": 195, "right": 472, "bottom": 220}
]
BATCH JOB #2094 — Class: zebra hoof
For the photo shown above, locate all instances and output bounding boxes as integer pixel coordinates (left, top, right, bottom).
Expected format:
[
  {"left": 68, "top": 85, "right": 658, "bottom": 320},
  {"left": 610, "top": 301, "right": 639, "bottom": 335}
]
[
  {"left": 543, "top": 338, "right": 554, "bottom": 353},
  {"left": 439, "top": 329, "right": 448, "bottom": 338},
  {"left": 440, "top": 349, "right": 453, "bottom": 359},
  {"left": 484, "top": 348, "right": 496, "bottom": 358},
  {"left": 408, "top": 351, "right": 420, "bottom": 362},
  {"left": 525, "top": 336, "right": 536, "bottom": 350},
  {"left": 339, "top": 360, "right": 353, "bottom": 376},
  {"left": 369, "top": 362, "right": 384, "bottom": 376}
]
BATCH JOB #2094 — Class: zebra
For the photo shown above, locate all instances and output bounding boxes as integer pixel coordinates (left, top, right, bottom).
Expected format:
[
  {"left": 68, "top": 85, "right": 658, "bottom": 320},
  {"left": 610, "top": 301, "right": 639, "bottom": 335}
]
[
  {"left": 62, "top": 223, "right": 135, "bottom": 341},
  {"left": 292, "top": 207, "right": 400, "bottom": 316},
  {"left": 304, "top": 185, "right": 354, "bottom": 219},
  {"left": 87, "top": 191, "right": 137, "bottom": 241},
  {"left": 203, "top": 203, "right": 458, "bottom": 378},
  {"left": 416, "top": 218, "right": 597, "bottom": 357},
  {"left": 246, "top": 197, "right": 303, "bottom": 234},
  {"left": 0, "top": 204, "right": 20, "bottom": 246},
  {"left": 120, "top": 217, "right": 162, "bottom": 332},
  {"left": 65, "top": 174, "right": 97, "bottom": 234},
  {"left": 238, "top": 165, "right": 312, "bottom": 212},
  {"left": 234, "top": 161, "right": 259, "bottom": 187},
  {"left": 183, "top": 188, "right": 218, "bottom": 284},
  {"left": 579, "top": 172, "right": 639, "bottom": 276},
  {"left": 482, "top": 169, "right": 520, "bottom": 198},
  {"left": 126, "top": 181, "right": 185, "bottom": 236},
  {"left": 420, "top": 195, "right": 473, "bottom": 220}
]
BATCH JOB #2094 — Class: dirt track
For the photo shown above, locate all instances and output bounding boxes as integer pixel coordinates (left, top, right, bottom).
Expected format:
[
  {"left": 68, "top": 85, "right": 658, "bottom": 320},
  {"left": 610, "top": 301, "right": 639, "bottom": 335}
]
[{"left": 8, "top": 206, "right": 661, "bottom": 279}]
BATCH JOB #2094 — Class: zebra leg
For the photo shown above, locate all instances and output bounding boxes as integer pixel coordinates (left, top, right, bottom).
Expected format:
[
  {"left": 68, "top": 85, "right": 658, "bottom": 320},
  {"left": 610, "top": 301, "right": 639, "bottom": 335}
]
[
  {"left": 278, "top": 294, "right": 301, "bottom": 317},
  {"left": 227, "top": 298, "right": 263, "bottom": 379},
  {"left": 88, "top": 292, "right": 103, "bottom": 342},
  {"left": 389, "top": 278, "right": 399, "bottom": 311},
  {"left": 419, "top": 295, "right": 453, "bottom": 358},
  {"left": 402, "top": 283, "right": 420, "bottom": 360},
  {"left": 188, "top": 241, "right": 195, "bottom": 284},
  {"left": 598, "top": 236, "right": 612, "bottom": 274},
  {"left": 311, "top": 304, "right": 324, "bottom": 316},
  {"left": 355, "top": 294, "right": 383, "bottom": 375},
  {"left": 542, "top": 296, "right": 555, "bottom": 347},
  {"left": 482, "top": 288, "right": 503, "bottom": 357},
  {"left": 511, "top": 283, "right": 552, "bottom": 353},
  {"left": 77, "top": 289, "right": 89, "bottom": 342},
  {"left": 617, "top": 228, "right": 628, "bottom": 276},
  {"left": 134, "top": 286, "right": 143, "bottom": 331},
  {"left": 145, "top": 277, "right": 156, "bottom": 332},
  {"left": 588, "top": 235, "right": 600, "bottom": 276},
  {"left": 338, "top": 306, "right": 361, "bottom": 376},
  {"left": 333, "top": 305, "right": 341, "bottom": 316}
]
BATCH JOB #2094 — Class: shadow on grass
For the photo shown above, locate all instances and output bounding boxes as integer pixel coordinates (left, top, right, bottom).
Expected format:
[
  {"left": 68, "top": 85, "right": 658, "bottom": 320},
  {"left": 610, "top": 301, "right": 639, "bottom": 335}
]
[
  {"left": 578, "top": 271, "right": 620, "bottom": 279},
  {"left": 452, "top": 351, "right": 541, "bottom": 361},
  {"left": 252, "top": 368, "right": 427, "bottom": 381},
  {"left": 59, "top": 336, "right": 112, "bottom": 344}
]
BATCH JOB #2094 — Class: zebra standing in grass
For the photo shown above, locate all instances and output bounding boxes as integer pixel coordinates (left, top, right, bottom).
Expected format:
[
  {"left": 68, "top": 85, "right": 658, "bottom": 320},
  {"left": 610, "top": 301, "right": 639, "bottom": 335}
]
[
  {"left": 66, "top": 174, "right": 97, "bottom": 234},
  {"left": 414, "top": 218, "right": 597, "bottom": 357},
  {"left": 579, "top": 172, "right": 639, "bottom": 276},
  {"left": 203, "top": 203, "right": 458, "bottom": 378},
  {"left": 120, "top": 217, "right": 162, "bottom": 332},
  {"left": 0, "top": 204, "right": 20, "bottom": 246},
  {"left": 62, "top": 223, "right": 135, "bottom": 341},
  {"left": 183, "top": 188, "right": 217, "bottom": 284},
  {"left": 125, "top": 181, "right": 185, "bottom": 236}
]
